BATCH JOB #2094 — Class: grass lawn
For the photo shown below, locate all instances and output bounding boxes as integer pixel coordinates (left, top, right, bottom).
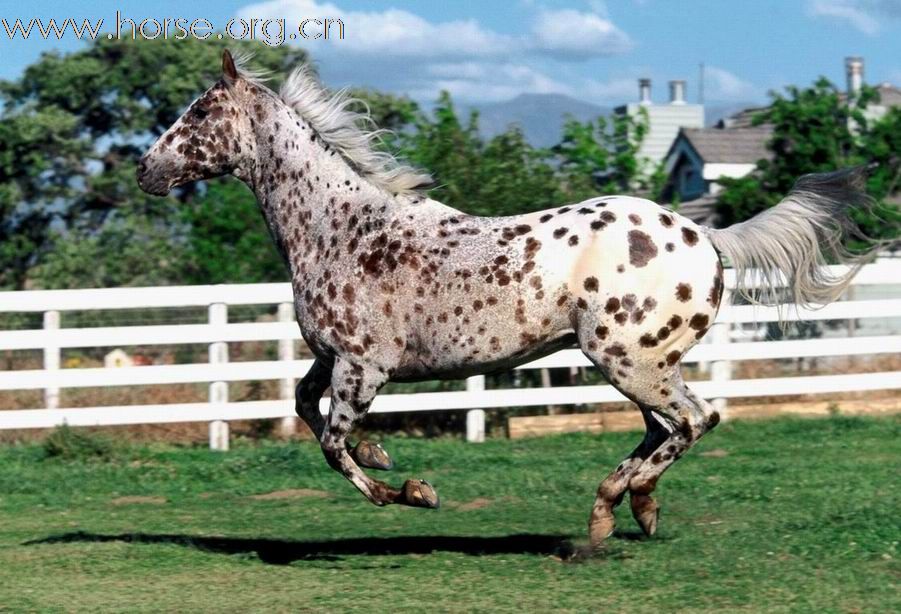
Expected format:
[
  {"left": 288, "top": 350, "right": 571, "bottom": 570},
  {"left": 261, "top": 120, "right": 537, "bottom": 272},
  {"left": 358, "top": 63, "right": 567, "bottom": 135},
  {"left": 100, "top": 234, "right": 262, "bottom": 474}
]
[{"left": 0, "top": 416, "right": 898, "bottom": 612}]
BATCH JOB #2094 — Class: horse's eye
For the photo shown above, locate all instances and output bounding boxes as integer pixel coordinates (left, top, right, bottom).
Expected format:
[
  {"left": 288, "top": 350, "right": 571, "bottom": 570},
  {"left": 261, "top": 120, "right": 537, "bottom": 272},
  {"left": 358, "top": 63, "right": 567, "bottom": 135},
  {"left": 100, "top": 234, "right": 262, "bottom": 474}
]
[{"left": 192, "top": 106, "right": 209, "bottom": 120}]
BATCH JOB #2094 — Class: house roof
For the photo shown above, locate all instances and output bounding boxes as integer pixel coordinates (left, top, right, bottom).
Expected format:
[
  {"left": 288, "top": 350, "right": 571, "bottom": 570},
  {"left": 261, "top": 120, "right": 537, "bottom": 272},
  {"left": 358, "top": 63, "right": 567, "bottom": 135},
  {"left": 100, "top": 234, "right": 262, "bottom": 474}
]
[
  {"left": 678, "top": 127, "right": 773, "bottom": 165},
  {"left": 715, "top": 106, "right": 770, "bottom": 129},
  {"left": 666, "top": 195, "right": 720, "bottom": 227},
  {"left": 873, "top": 83, "right": 901, "bottom": 107}
]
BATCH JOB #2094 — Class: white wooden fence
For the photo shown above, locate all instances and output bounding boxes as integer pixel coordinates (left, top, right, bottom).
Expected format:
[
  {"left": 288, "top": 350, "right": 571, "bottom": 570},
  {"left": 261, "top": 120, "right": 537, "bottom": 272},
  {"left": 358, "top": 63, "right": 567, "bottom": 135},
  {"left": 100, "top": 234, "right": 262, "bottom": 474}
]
[{"left": 1, "top": 260, "right": 899, "bottom": 449}]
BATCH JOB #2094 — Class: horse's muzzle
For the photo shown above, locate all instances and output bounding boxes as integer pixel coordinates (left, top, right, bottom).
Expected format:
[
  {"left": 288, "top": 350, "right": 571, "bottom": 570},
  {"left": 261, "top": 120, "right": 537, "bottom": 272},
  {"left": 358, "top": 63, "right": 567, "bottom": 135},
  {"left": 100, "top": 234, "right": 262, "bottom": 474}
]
[{"left": 136, "top": 156, "right": 171, "bottom": 196}]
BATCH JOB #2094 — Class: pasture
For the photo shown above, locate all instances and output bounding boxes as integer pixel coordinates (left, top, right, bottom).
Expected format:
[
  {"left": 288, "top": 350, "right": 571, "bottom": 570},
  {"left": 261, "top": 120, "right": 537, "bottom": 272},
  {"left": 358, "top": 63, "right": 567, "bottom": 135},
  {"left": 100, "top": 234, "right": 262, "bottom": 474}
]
[{"left": 1, "top": 416, "right": 898, "bottom": 612}]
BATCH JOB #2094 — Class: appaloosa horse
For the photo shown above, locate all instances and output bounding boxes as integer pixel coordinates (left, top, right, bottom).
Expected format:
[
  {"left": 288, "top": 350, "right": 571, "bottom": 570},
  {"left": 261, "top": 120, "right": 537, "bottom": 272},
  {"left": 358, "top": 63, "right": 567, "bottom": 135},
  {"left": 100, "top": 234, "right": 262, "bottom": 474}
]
[{"left": 138, "top": 51, "right": 871, "bottom": 549}]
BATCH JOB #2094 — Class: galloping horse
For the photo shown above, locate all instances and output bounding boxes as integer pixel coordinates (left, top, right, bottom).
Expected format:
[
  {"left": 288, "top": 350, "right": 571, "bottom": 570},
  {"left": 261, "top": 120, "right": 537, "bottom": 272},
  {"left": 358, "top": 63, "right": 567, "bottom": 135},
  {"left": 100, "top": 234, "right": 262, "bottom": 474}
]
[{"left": 138, "top": 51, "right": 871, "bottom": 549}]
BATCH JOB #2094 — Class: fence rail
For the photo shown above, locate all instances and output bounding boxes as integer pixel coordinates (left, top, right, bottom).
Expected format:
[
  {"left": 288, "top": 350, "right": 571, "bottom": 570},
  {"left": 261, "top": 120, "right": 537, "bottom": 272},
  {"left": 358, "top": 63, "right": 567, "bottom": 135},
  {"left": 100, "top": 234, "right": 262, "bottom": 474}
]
[{"left": 1, "top": 260, "right": 899, "bottom": 448}]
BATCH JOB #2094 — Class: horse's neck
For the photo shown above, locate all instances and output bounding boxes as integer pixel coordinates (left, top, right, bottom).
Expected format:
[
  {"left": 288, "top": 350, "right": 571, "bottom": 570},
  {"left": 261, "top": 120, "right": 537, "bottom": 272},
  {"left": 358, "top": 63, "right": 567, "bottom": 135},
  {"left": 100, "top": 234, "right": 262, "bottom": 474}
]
[{"left": 242, "top": 100, "right": 398, "bottom": 269}]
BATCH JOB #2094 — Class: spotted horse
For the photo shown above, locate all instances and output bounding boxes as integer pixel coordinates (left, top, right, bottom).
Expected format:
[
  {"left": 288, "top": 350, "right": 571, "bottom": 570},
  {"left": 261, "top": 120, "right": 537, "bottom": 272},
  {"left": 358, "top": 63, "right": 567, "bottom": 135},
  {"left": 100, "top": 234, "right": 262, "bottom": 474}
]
[{"left": 138, "top": 51, "right": 873, "bottom": 550}]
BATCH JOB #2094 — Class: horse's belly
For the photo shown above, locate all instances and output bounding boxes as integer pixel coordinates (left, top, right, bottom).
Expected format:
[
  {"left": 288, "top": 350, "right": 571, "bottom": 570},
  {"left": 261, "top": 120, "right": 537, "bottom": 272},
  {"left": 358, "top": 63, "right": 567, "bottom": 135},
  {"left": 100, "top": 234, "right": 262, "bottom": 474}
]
[{"left": 391, "top": 329, "right": 576, "bottom": 382}]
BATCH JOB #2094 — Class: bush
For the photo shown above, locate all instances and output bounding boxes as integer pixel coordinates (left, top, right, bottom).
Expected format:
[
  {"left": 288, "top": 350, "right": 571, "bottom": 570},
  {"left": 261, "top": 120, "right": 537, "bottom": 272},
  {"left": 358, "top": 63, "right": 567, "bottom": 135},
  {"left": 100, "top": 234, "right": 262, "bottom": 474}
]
[{"left": 42, "top": 425, "right": 117, "bottom": 461}]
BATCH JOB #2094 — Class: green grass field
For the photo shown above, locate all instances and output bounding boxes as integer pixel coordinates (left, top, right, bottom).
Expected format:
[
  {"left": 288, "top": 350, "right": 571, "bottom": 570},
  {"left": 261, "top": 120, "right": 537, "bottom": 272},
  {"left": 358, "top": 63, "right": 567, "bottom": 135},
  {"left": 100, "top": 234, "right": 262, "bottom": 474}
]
[{"left": 0, "top": 416, "right": 898, "bottom": 612}]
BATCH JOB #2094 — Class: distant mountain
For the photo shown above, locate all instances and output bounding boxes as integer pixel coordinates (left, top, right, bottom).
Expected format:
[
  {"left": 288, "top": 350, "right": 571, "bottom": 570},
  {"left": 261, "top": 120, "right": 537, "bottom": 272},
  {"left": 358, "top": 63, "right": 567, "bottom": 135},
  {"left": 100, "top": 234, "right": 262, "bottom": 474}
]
[
  {"left": 449, "top": 94, "right": 759, "bottom": 147},
  {"left": 462, "top": 93, "right": 610, "bottom": 148}
]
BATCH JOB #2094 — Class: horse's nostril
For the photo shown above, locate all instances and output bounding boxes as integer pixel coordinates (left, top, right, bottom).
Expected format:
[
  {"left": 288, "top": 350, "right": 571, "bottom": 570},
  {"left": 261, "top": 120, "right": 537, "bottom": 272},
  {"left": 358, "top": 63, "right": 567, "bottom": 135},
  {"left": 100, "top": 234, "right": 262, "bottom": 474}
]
[{"left": 137, "top": 159, "right": 148, "bottom": 175}]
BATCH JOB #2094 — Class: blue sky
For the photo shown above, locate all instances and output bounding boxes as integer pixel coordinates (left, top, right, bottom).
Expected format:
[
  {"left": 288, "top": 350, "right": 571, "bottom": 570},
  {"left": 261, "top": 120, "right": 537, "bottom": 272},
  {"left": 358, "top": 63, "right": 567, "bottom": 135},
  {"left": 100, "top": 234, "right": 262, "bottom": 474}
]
[{"left": 2, "top": 0, "right": 900, "bottom": 106}]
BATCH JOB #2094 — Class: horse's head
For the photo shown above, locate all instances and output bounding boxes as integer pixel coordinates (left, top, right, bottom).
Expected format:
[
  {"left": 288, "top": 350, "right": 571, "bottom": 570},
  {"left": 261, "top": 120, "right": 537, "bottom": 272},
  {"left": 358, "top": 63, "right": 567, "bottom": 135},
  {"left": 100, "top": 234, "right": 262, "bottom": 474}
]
[{"left": 137, "top": 50, "right": 256, "bottom": 196}]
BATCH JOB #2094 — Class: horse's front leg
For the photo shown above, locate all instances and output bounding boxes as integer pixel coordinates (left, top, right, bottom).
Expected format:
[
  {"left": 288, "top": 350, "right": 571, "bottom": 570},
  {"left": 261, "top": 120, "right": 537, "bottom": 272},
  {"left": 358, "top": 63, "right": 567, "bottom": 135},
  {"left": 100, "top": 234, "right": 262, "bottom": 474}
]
[
  {"left": 320, "top": 357, "right": 440, "bottom": 509},
  {"left": 296, "top": 357, "right": 394, "bottom": 471}
]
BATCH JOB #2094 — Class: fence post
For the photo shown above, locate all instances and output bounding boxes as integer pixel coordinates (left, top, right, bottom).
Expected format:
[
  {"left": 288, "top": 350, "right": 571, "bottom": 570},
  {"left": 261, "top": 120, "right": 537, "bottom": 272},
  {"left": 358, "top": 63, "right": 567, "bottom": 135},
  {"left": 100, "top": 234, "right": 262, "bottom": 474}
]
[
  {"left": 277, "top": 302, "right": 297, "bottom": 438},
  {"left": 208, "top": 302, "right": 229, "bottom": 451},
  {"left": 465, "top": 375, "right": 486, "bottom": 443},
  {"left": 43, "top": 310, "right": 60, "bottom": 411},
  {"left": 710, "top": 292, "right": 732, "bottom": 420}
]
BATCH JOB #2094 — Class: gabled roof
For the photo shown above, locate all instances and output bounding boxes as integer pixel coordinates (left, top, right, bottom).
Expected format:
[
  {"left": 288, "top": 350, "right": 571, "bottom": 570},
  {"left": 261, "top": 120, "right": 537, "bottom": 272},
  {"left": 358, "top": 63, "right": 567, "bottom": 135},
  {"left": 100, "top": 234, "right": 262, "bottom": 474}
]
[
  {"left": 677, "top": 127, "right": 773, "bottom": 165},
  {"left": 872, "top": 83, "right": 901, "bottom": 107},
  {"left": 668, "top": 195, "right": 720, "bottom": 227},
  {"left": 715, "top": 106, "right": 769, "bottom": 129}
]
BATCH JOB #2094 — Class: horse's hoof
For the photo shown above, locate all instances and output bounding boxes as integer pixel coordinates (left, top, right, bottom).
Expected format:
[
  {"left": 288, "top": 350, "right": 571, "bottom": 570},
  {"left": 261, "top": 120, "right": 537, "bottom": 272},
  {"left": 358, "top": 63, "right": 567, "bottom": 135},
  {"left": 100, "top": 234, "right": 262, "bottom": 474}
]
[
  {"left": 402, "top": 479, "right": 440, "bottom": 509},
  {"left": 351, "top": 441, "right": 394, "bottom": 471},
  {"left": 588, "top": 508, "right": 615, "bottom": 550},
  {"left": 630, "top": 493, "right": 659, "bottom": 537}
]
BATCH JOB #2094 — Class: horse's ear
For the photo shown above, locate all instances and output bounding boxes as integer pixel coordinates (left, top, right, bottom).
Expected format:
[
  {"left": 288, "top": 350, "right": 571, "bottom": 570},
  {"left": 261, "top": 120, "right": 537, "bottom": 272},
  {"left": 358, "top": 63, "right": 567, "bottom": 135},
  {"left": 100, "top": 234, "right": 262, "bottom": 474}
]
[{"left": 222, "top": 49, "right": 239, "bottom": 82}]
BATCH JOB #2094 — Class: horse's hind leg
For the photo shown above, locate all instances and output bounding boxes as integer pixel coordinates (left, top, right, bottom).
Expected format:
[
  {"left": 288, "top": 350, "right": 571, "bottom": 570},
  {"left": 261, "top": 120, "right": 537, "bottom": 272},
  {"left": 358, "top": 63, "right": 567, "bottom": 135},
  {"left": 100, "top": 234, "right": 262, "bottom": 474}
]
[
  {"left": 627, "top": 381, "right": 720, "bottom": 535},
  {"left": 296, "top": 358, "right": 393, "bottom": 471},
  {"left": 586, "top": 407, "right": 671, "bottom": 545},
  {"left": 582, "top": 349, "right": 718, "bottom": 548},
  {"left": 295, "top": 358, "right": 332, "bottom": 438},
  {"left": 319, "top": 357, "right": 439, "bottom": 509}
]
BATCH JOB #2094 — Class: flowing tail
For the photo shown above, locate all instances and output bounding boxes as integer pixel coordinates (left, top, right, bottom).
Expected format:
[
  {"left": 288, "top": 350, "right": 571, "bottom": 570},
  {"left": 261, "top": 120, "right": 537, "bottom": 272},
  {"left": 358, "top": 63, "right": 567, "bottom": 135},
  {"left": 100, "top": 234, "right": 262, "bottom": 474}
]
[{"left": 705, "top": 167, "right": 876, "bottom": 309}]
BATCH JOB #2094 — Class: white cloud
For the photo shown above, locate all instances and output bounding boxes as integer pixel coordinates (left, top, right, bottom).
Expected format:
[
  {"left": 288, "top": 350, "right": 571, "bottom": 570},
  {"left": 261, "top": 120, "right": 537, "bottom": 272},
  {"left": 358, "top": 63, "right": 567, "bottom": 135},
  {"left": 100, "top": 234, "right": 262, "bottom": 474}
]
[
  {"left": 808, "top": 0, "right": 881, "bottom": 33},
  {"left": 409, "top": 62, "right": 572, "bottom": 103},
  {"left": 239, "top": 0, "right": 514, "bottom": 59},
  {"left": 531, "top": 9, "right": 634, "bottom": 60},
  {"left": 238, "top": 0, "right": 632, "bottom": 60},
  {"left": 807, "top": 0, "right": 901, "bottom": 34},
  {"left": 235, "top": 0, "right": 638, "bottom": 103},
  {"left": 703, "top": 66, "right": 760, "bottom": 101}
]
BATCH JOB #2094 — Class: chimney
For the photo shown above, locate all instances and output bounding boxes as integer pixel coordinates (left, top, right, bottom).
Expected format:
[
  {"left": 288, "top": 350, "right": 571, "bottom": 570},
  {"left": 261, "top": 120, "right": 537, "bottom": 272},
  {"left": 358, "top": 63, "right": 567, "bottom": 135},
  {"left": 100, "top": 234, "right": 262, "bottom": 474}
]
[
  {"left": 639, "top": 78, "right": 652, "bottom": 105},
  {"left": 846, "top": 56, "right": 864, "bottom": 97},
  {"left": 669, "top": 80, "right": 686, "bottom": 105}
]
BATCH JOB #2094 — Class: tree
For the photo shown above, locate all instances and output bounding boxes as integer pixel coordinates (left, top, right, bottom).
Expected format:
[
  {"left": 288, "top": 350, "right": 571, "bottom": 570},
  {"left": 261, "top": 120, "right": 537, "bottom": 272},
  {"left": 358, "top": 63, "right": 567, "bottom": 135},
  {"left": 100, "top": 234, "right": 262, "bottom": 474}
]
[
  {"left": 401, "top": 92, "right": 563, "bottom": 216},
  {"left": 716, "top": 78, "right": 900, "bottom": 240},
  {"left": 554, "top": 108, "right": 660, "bottom": 203},
  {"left": 180, "top": 179, "right": 287, "bottom": 285},
  {"left": 0, "top": 37, "right": 307, "bottom": 289}
]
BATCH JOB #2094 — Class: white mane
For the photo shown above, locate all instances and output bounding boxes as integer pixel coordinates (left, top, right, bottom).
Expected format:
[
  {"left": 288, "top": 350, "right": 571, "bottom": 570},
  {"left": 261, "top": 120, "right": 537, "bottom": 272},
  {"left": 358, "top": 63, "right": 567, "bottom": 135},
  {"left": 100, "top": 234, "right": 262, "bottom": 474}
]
[{"left": 233, "top": 54, "right": 432, "bottom": 195}]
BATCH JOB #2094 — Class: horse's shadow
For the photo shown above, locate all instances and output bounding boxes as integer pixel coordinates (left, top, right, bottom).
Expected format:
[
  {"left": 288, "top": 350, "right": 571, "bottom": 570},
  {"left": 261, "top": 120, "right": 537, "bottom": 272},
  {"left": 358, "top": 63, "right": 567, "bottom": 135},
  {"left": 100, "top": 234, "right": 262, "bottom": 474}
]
[{"left": 25, "top": 531, "right": 577, "bottom": 564}]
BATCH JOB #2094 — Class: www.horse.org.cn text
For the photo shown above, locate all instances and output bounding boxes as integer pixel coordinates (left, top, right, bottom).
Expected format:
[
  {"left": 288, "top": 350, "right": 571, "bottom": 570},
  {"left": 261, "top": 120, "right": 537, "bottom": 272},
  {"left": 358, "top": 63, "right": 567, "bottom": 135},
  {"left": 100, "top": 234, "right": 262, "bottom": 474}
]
[{"left": 0, "top": 13, "right": 345, "bottom": 46}]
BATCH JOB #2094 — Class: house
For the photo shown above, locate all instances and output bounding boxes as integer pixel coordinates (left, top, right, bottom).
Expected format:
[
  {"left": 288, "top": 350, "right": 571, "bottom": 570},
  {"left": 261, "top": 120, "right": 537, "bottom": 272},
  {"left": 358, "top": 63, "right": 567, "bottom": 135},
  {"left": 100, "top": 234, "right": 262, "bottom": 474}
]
[
  {"left": 663, "top": 56, "right": 899, "bottom": 225},
  {"left": 664, "top": 126, "right": 772, "bottom": 202},
  {"left": 614, "top": 78, "right": 705, "bottom": 170}
]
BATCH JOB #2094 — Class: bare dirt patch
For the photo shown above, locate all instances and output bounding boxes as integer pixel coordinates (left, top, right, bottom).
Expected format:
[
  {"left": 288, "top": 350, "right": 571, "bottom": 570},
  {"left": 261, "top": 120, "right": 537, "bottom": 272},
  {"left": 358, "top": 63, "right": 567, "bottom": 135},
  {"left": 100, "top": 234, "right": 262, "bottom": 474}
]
[
  {"left": 247, "top": 488, "right": 330, "bottom": 501},
  {"left": 110, "top": 496, "right": 167, "bottom": 506},
  {"left": 457, "top": 497, "right": 493, "bottom": 511},
  {"left": 699, "top": 448, "right": 729, "bottom": 458}
]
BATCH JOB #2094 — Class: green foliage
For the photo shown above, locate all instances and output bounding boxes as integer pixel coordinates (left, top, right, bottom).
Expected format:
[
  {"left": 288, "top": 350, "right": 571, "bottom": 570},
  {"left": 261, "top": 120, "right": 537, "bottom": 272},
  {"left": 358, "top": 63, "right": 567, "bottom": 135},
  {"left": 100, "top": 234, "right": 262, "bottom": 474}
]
[
  {"left": 29, "top": 213, "right": 187, "bottom": 289},
  {"left": 716, "top": 78, "right": 900, "bottom": 239},
  {"left": 41, "top": 425, "right": 117, "bottom": 462},
  {"left": 555, "top": 108, "right": 660, "bottom": 202},
  {"left": 0, "top": 37, "right": 306, "bottom": 290},
  {"left": 401, "top": 93, "right": 565, "bottom": 215},
  {"left": 180, "top": 179, "right": 287, "bottom": 285}
]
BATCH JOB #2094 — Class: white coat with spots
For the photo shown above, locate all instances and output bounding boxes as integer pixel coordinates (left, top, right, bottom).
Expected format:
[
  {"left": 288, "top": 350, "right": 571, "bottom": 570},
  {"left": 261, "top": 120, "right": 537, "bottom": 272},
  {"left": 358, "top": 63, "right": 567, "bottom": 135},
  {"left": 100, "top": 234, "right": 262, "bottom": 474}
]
[{"left": 138, "top": 51, "right": 873, "bottom": 550}]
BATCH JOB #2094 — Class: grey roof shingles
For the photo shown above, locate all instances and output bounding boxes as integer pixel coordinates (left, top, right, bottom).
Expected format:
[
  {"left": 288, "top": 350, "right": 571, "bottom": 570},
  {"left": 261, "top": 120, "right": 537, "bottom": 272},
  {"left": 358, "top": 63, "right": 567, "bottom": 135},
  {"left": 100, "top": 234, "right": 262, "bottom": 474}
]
[{"left": 680, "top": 126, "right": 773, "bottom": 164}]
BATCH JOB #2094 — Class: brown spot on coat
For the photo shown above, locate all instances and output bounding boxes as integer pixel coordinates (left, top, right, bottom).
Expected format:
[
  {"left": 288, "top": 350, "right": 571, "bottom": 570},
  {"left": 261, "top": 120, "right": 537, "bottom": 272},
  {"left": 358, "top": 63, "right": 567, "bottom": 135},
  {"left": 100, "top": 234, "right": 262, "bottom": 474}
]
[
  {"left": 627, "top": 230, "right": 658, "bottom": 268},
  {"left": 553, "top": 227, "right": 568, "bottom": 239},
  {"left": 681, "top": 227, "right": 699, "bottom": 246},
  {"left": 604, "top": 343, "right": 627, "bottom": 357},
  {"left": 675, "top": 283, "right": 692, "bottom": 302},
  {"left": 583, "top": 277, "right": 599, "bottom": 292},
  {"left": 639, "top": 334, "right": 658, "bottom": 347},
  {"left": 689, "top": 313, "right": 710, "bottom": 337},
  {"left": 604, "top": 297, "right": 620, "bottom": 313}
]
